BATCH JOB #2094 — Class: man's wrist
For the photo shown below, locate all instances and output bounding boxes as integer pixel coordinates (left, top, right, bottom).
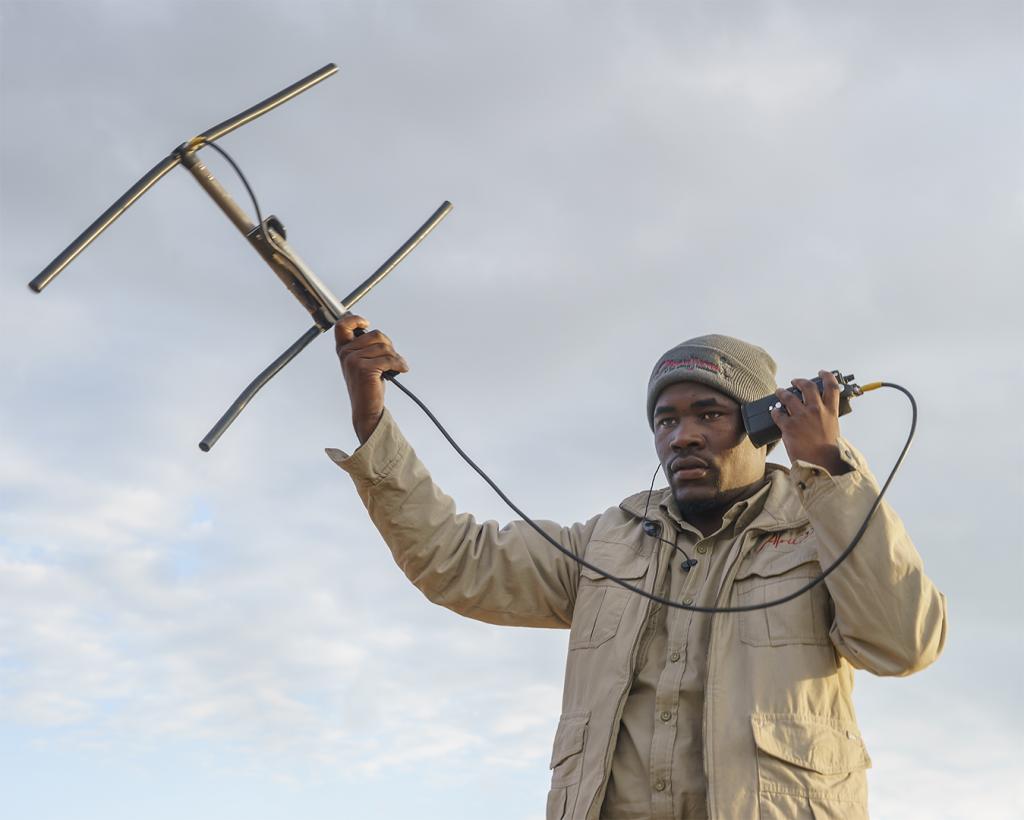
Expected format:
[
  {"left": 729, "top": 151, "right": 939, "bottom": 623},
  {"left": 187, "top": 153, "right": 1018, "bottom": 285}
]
[
  {"left": 353, "top": 408, "right": 385, "bottom": 445},
  {"left": 790, "top": 444, "right": 853, "bottom": 476}
]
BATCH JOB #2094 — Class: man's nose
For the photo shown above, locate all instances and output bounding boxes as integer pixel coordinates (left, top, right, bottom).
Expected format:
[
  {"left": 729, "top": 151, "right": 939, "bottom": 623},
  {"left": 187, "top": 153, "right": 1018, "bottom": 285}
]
[{"left": 670, "top": 421, "right": 703, "bottom": 449}]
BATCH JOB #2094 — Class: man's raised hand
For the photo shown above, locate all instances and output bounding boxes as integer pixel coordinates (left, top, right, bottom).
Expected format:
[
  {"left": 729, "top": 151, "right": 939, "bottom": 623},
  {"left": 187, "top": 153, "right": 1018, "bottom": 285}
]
[{"left": 334, "top": 314, "right": 409, "bottom": 444}]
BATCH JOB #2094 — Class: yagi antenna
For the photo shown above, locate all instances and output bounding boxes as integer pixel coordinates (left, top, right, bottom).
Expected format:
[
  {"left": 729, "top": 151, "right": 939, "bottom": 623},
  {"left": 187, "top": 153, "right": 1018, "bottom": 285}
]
[{"left": 27, "top": 63, "right": 452, "bottom": 451}]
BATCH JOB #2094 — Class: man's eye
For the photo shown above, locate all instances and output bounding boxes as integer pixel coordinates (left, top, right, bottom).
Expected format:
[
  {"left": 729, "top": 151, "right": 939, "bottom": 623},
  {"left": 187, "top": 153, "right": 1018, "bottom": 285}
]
[
  {"left": 701, "top": 411, "right": 724, "bottom": 421},
  {"left": 656, "top": 417, "right": 676, "bottom": 428}
]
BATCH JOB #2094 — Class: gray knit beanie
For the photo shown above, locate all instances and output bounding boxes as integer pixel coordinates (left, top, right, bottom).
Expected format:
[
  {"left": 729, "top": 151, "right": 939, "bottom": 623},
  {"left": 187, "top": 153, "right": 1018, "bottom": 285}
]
[{"left": 646, "top": 334, "right": 778, "bottom": 430}]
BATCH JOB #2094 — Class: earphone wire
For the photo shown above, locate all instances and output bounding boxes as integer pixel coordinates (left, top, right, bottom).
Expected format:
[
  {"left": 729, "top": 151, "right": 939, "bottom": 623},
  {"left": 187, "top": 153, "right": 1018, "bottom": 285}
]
[
  {"left": 641, "top": 463, "right": 659, "bottom": 521},
  {"left": 640, "top": 465, "right": 699, "bottom": 572}
]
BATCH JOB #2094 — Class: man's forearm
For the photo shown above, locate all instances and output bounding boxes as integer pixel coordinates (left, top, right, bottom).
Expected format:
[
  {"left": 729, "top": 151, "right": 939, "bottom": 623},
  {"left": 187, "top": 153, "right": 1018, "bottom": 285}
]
[{"left": 794, "top": 445, "right": 947, "bottom": 676}]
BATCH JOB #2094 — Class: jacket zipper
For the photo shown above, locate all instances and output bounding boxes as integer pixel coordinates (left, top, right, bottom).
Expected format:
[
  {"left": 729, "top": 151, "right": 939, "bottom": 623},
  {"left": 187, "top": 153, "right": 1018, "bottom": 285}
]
[
  {"left": 702, "top": 518, "right": 808, "bottom": 819},
  {"left": 585, "top": 543, "right": 664, "bottom": 819}
]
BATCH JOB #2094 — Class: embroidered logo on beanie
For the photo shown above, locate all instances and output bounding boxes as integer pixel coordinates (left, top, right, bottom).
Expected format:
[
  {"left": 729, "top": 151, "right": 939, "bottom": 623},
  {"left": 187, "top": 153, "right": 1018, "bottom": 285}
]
[{"left": 654, "top": 356, "right": 731, "bottom": 380}]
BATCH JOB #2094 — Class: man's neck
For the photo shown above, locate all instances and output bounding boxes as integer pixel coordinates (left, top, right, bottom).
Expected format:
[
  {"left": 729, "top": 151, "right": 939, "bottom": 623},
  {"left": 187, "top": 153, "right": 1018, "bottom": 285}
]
[{"left": 679, "top": 476, "right": 770, "bottom": 538}]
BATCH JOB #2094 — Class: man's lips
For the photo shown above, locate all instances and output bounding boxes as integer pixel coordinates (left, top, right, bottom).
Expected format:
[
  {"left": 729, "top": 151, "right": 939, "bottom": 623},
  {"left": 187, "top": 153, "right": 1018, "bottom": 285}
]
[{"left": 670, "top": 456, "right": 711, "bottom": 481}]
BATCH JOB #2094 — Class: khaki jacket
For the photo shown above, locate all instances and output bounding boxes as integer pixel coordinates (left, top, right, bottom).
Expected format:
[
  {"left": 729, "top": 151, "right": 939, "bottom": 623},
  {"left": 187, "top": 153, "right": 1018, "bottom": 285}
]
[{"left": 328, "top": 410, "right": 946, "bottom": 820}]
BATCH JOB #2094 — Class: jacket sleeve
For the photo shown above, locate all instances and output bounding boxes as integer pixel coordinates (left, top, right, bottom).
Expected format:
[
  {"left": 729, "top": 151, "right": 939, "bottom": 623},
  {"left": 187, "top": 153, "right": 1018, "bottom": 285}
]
[
  {"left": 326, "top": 409, "right": 596, "bottom": 628},
  {"left": 790, "top": 438, "right": 947, "bottom": 677}
]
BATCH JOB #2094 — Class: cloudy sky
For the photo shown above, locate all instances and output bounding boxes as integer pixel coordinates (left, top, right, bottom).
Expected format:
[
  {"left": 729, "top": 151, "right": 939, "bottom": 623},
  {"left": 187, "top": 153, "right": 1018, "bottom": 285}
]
[{"left": 1, "top": 2, "right": 1021, "bottom": 818}]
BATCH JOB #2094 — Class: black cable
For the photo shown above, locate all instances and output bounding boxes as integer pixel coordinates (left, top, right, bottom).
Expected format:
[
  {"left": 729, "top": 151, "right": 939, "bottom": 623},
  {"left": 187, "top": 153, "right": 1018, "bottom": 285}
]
[
  {"left": 639, "top": 463, "right": 699, "bottom": 572},
  {"left": 193, "top": 140, "right": 919, "bottom": 614},
  {"left": 178, "top": 137, "right": 292, "bottom": 267},
  {"left": 388, "top": 376, "right": 917, "bottom": 614},
  {"left": 641, "top": 463, "right": 660, "bottom": 521}
]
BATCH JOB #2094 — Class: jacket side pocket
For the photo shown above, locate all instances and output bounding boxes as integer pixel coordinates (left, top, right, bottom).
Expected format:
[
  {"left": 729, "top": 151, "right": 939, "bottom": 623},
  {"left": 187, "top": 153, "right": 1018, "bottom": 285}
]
[
  {"left": 546, "top": 711, "right": 590, "bottom": 820},
  {"left": 751, "top": 712, "right": 871, "bottom": 819}
]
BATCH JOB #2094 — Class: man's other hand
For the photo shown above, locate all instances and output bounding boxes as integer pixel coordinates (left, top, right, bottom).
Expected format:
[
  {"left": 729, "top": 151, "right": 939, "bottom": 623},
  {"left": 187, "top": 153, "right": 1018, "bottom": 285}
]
[
  {"left": 334, "top": 314, "right": 409, "bottom": 444},
  {"left": 770, "top": 370, "right": 853, "bottom": 476}
]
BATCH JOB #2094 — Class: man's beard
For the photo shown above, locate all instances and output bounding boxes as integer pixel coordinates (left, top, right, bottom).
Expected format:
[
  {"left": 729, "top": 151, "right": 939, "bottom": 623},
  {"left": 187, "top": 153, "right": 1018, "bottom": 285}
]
[
  {"left": 666, "top": 461, "right": 722, "bottom": 519},
  {"left": 676, "top": 494, "right": 729, "bottom": 521},
  {"left": 672, "top": 470, "right": 728, "bottom": 520},
  {"left": 670, "top": 463, "right": 746, "bottom": 520},
  {"left": 674, "top": 478, "right": 767, "bottom": 524}
]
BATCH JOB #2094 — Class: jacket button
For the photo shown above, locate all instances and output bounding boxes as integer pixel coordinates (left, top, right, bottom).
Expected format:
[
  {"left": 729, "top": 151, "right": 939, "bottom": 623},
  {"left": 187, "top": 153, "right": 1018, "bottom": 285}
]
[
  {"left": 654, "top": 779, "right": 666, "bottom": 791},
  {"left": 696, "top": 545, "right": 707, "bottom": 555},
  {"left": 669, "top": 651, "right": 681, "bottom": 662},
  {"left": 682, "top": 597, "right": 693, "bottom": 606},
  {"left": 797, "top": 481, "right": 807, "bottom": 490},
  {"left": 660, "top": 711, "right": 672, "bottom": 722}
]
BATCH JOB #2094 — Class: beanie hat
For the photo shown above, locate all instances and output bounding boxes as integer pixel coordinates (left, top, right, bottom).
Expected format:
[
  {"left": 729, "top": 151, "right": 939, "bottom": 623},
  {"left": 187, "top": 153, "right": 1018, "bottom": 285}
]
[{"left": 646, "top": 334, "right": 778, "bottom": 430}]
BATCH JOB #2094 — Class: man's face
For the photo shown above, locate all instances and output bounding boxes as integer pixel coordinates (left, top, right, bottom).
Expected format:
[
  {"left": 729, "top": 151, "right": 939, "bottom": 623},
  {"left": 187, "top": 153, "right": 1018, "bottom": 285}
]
[{"left": 652, "top": 381, "right": 767, "bottom": 519}]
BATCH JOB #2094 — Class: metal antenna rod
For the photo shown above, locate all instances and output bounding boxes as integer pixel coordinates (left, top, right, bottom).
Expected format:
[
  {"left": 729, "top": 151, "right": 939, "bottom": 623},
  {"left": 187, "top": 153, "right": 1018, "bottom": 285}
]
[
  {"left": 28, "top": 64, "right": 338, "bottom": 293},
  {"left": 197, "top": 201, "right": 453, "bottom": 451}
]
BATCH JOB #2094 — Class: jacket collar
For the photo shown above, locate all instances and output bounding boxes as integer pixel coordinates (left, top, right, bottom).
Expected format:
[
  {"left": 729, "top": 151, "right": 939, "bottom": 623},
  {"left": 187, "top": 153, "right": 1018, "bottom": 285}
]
[{"left": 618, "top": 463, "right": 807, "bottom": 533}]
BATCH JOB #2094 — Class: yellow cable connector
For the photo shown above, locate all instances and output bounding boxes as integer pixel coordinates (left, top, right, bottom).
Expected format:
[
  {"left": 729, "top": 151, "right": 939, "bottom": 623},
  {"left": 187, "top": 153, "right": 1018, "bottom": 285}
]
[{"left": 860, "top": 381, "right": 884, "bottom": 392}]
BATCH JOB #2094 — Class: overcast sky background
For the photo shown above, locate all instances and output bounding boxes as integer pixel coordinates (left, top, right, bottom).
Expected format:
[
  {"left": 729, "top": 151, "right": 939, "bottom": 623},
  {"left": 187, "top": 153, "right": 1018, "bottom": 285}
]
[{"left": 1, "top": 2, "right": 1021, "bottom": 819}]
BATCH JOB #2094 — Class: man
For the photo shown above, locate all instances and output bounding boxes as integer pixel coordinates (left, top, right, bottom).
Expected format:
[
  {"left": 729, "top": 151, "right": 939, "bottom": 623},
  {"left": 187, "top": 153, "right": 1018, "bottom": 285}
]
[{"left": 328, "top": 315, "right": 946, "bottom": 820}]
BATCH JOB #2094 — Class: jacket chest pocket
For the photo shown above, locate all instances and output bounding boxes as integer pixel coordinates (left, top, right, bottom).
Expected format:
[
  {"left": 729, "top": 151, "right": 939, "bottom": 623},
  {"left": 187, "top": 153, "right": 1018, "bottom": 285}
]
[
  {"left": 569, "top": 540, "right": 649, "bottom": 651},
  {"left": 734, "top": 543, "right": 832, "bottom": 647}
]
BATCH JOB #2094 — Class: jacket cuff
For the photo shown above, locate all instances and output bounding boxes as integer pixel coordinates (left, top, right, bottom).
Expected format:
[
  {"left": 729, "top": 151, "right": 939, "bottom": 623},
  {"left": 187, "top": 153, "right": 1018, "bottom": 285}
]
[
  {"left": 788, "top": 436, "right": 876, "bottom": 507},
  {"left": 324, "top": 408, "right": 410, "bottom": 487}
]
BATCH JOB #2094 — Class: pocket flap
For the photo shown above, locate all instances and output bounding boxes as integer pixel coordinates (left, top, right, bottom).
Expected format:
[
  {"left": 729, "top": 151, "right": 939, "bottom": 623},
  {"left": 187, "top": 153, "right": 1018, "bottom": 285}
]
[
  {"left": 751, "top": 713, "right": 871, "bottom": 774},
  {"left": 736, "top": 543, "right": 819, "bottom": 582},
  {"left": 549, "top": 712, "right": 589, "bottom": 769},
  {"left": 580, "top": 539, "right": 649, "bottom": 582}
]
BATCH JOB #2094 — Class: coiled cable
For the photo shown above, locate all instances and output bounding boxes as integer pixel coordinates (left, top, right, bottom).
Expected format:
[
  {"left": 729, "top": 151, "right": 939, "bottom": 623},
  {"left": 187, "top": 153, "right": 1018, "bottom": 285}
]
[
  {"left": 387, "top": 376, "right": 916, "bottom": 614},
  {"left": 197, "top": 137, "right": 918, "bottom": 614}
]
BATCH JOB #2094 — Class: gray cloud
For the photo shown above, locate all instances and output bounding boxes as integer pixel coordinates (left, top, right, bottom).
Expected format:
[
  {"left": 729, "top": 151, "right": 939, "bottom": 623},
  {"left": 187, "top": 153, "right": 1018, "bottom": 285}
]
[{"left": 2, "top": 2, "right": 1021, "bottom": 818}]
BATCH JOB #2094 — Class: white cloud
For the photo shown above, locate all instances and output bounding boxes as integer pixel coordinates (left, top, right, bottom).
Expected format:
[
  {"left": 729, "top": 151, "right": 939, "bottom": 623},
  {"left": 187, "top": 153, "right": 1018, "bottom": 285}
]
[{"left": 863, "top": 702, "right": 1023, "bottom": 819}]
